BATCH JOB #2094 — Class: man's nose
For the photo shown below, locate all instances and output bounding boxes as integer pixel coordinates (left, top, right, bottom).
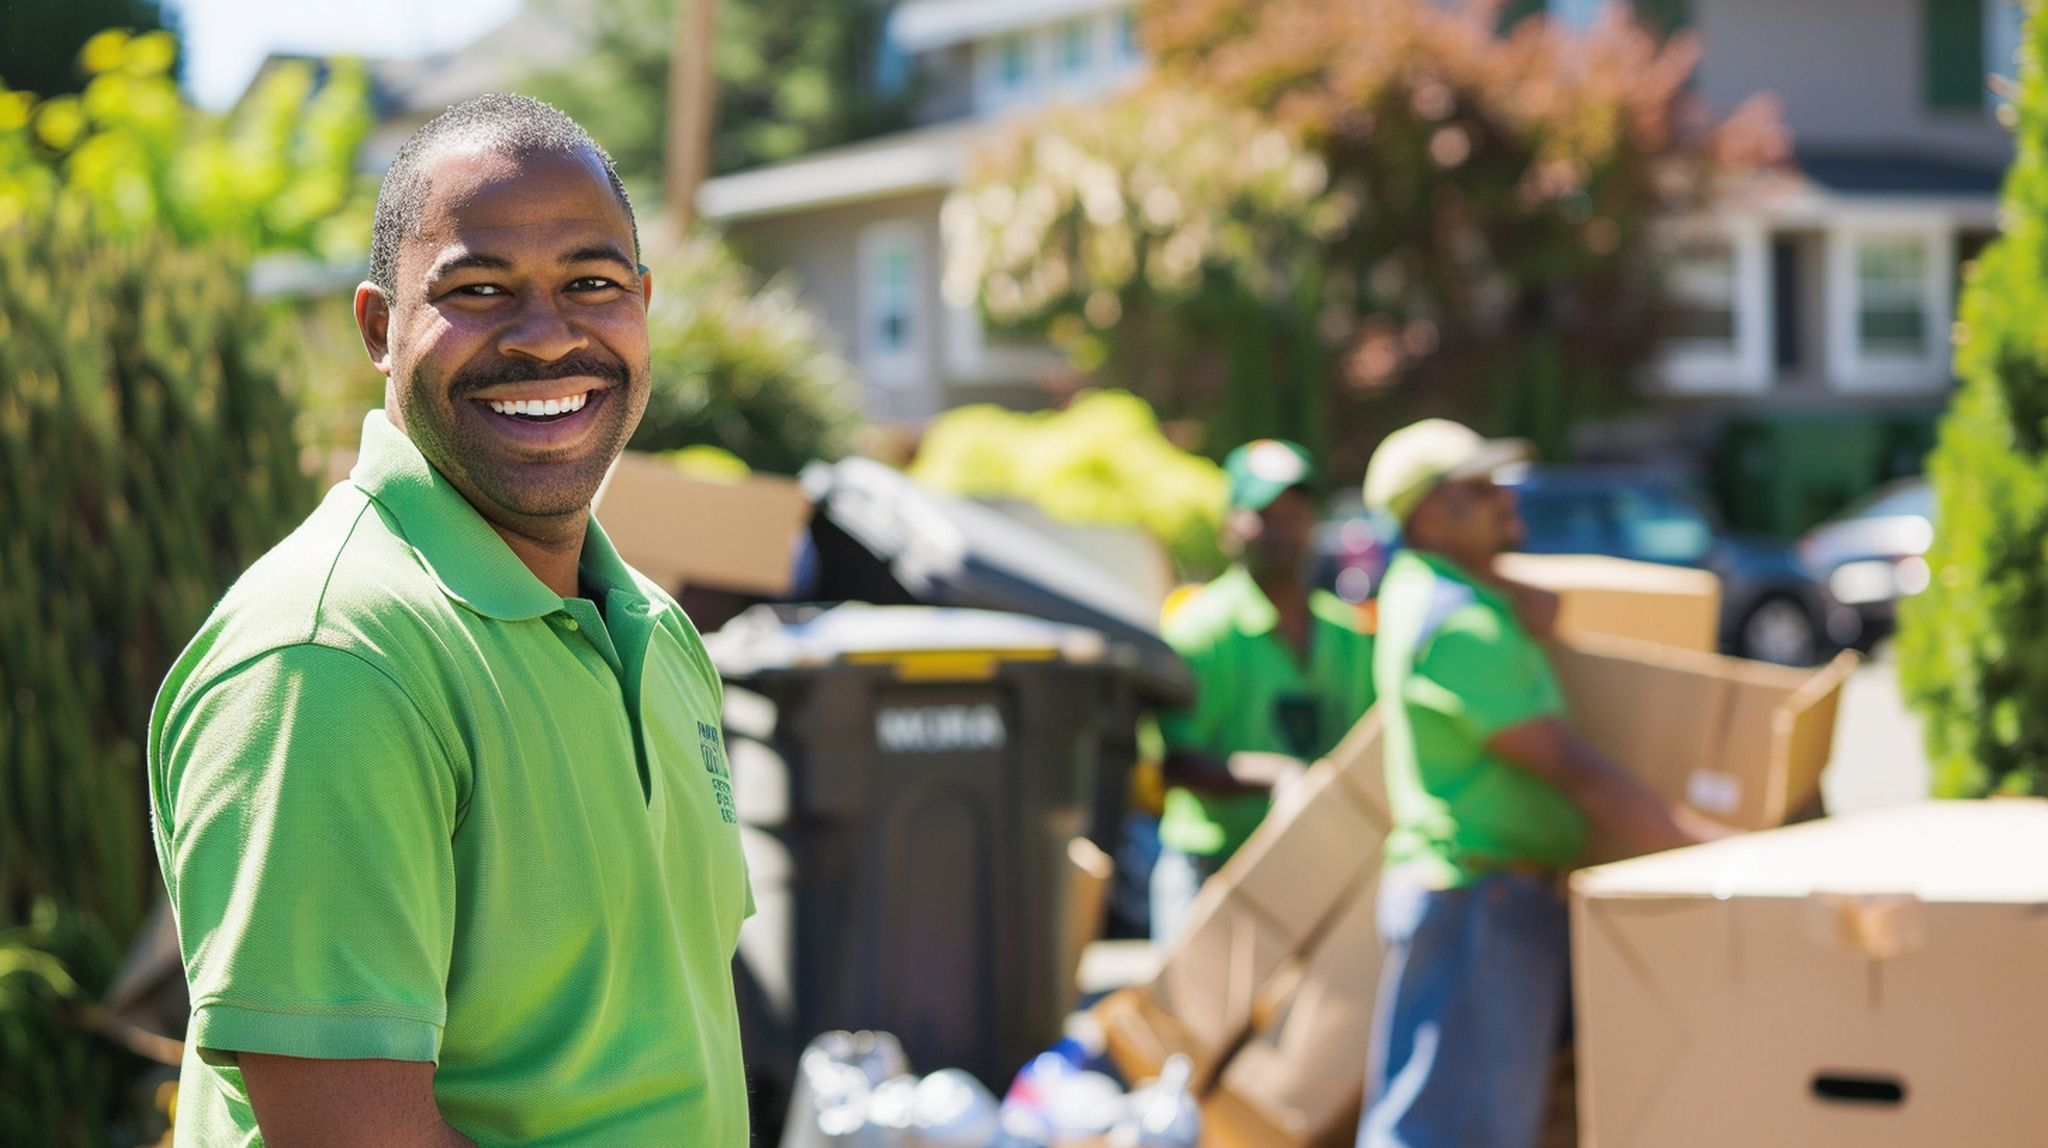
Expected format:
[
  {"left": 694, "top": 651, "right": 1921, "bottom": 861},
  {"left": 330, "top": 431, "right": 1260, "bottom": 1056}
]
[{"left": 499, "top": 292, "right": 590, "bottom": 361}]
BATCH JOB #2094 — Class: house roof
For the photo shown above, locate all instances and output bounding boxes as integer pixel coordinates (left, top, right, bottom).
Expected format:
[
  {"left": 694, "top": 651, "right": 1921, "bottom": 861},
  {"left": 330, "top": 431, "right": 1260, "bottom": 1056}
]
[
  {"left": 1795, "top": 149, "right": 2007, "bottom": 198},
  {"left": 697, "top": 121, "right": 988, "bottom": 222},
  {"left": 365, "top": 0, "right": 596, "bottom": 121},
  {"left": 888, "top": 0, "right": 1133, "bottom": 53}
]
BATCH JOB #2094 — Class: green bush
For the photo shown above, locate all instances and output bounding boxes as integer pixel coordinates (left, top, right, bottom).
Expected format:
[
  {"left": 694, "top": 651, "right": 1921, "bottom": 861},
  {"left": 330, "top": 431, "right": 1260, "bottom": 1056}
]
[
  {"left": 0, "top": 214, "right": 316, "bottom": 1144},
  {"left": 1899, "top": 9, "right": 2048, "bottom": 797},
  {"left": 911, "top": 390, "right": 1228, "bottom": 578},
  {"left": 630, "top": 233, "right": 860, "bottom": 473}
]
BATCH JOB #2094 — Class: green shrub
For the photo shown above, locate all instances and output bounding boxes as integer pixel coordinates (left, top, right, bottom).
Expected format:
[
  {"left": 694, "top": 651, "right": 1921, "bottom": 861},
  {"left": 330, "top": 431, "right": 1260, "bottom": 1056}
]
[
  {"left": 630, "top": 233, "right": 860, "bottom": 473},
  {"left": 912, "top": 390, "right": 1229, "bottom": 578},
  {"left": 1899, "top": 9, "right": 2048, "bottom": 797},
  {"left": 0, "top": 213, "right": 316, "bottom": 1144}
]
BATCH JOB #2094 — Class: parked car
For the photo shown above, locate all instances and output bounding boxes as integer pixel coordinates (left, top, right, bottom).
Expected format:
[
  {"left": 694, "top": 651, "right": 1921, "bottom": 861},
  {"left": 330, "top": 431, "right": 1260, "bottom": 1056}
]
[
  {"left": 1796, "top": 477, "right": 1934, "bottom": 649},
  {"left": 1499, "top": 467, "right": 1841, "bottom": 665}
]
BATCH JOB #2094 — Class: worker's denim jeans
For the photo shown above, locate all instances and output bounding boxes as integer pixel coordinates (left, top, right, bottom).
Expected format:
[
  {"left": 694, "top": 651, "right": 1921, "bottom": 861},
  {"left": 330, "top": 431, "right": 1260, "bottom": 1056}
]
[{"left": 1357, "top": 864, "right": 1571, "bottom": 1148}]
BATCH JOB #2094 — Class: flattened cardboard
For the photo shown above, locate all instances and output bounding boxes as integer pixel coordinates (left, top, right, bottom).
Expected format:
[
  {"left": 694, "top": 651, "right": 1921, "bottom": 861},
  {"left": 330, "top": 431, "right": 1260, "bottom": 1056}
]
[
  {"left": 1573, "top": 802, "right": 2048, "bottom": 1148},
  {"left": 1139, "top": 727, "right": 1390, "bottom": 1088},
  {"left": 1495, "top": 552, "right": 1722, "bottom": 652},
  {"left": 592, "top": 451, "right": 811, "bottom": 595},
  {"left": 1214, "top": 878, "right": 1381, "bottom": 1148}
]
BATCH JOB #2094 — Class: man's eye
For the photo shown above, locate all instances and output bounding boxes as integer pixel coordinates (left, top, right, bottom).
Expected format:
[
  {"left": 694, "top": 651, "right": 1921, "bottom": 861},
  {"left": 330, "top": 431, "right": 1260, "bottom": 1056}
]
[
  {"left": 455, "top": 283, "right": 507, "bottom": 297},
  {"left": 568, "top": 277, "right": 621, "bottom": 292}
]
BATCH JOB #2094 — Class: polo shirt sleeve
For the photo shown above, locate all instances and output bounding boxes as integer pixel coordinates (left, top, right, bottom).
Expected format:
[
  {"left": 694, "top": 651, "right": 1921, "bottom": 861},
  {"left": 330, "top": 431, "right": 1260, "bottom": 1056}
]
[
  {"left": 1407, "top": 604, "right": 1563, "bottom": 742},
  {"left": 156, "top": 643, "right": 461, "bottom": 1065}
]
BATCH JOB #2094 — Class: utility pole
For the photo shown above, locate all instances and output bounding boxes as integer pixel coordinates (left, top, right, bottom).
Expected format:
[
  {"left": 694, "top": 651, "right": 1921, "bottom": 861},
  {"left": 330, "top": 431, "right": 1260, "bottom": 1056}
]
[{"left": 666, "top": 0, "right": 718, "bottom": 233}]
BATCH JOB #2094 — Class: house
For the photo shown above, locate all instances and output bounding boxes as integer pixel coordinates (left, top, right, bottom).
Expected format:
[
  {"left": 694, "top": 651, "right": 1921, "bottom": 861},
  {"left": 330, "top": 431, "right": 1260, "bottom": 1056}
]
[
  {"left": 698, "top": 0, "right": 1147, "bottom": 420},
  {"left": 702, "top": 0, "right": 2017, "bottom": 521}
]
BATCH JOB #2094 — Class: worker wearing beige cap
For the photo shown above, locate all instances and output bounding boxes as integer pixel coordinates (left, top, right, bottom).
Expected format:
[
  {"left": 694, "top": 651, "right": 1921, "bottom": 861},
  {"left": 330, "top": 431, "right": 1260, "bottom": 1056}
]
[{"left": 1356, "top": 419, "right": 1721, "bottom": 1148}]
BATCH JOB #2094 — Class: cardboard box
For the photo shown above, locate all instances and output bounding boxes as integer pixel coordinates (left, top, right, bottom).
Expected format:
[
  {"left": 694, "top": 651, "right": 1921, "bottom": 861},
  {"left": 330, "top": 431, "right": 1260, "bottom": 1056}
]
[
  {"left": 1211, "top": 879, "right": 1379, "bottom": 1148},
  {"left": 1549, "top": 635, "right": 1858, "bottom": 861},
  {"left": 1495, "top": 552, "right": 1722, "bottom": 653},
  {"left": 591, "top": 450, "right": 812, "bottom": 595},
  {"left": 1572, "top": 800, "right": 2048, "bottom": 1147}
]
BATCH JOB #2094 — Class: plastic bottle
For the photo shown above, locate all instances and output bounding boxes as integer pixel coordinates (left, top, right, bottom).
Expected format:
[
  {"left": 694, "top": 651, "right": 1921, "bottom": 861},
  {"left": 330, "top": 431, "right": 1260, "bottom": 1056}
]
[
  {"left": 993, "top": 1037, "right": 1088, "bottom": 1147},
  {"left": 1108, "top": 1055, "right": 1201, "bottom": 1148}
]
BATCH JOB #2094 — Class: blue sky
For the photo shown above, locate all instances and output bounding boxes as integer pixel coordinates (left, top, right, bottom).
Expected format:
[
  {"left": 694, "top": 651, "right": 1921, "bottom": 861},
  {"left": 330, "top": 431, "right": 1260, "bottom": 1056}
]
[{"left": 165, "top": 0, "right": 524, "bottom": 108}]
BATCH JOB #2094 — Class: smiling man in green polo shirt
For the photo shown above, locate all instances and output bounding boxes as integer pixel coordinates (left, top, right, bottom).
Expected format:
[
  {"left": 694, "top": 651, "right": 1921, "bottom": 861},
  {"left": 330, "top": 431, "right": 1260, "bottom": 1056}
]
[
  {"left": 1151, "top": 439, "right": 1377, "bottom": 947},
  {"left": 147, "top": 96, "right": 751, "bottom": 1146}
]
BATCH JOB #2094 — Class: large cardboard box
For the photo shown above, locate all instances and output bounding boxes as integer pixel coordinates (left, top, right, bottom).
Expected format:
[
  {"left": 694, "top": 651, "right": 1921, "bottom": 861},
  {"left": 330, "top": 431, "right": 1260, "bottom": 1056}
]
[
  {"left": 1495, "top": 553, "right": 1723, "bottom": 653},
  {"left": 1550, "top": 635, "right": 1858, "bottom": 860},
  {"left": 591, "top": 451, "right": 812, "bottom": 595},
  {"left": 1572, "top": 800, "right": 2048, "bottom": 1147}
]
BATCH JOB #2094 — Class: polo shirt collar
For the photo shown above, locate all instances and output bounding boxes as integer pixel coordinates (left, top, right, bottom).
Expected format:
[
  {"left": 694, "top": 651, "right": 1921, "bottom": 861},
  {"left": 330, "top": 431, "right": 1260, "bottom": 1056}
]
[
  {"left": 1213, "top": 565, "right": 1280, "bottom": 637},
  {"left": 1406, "top": 548, "right": 1511, "bottom": 613},
  {"left": 350, "top": 411, "right": 638, "bottom": 622}
]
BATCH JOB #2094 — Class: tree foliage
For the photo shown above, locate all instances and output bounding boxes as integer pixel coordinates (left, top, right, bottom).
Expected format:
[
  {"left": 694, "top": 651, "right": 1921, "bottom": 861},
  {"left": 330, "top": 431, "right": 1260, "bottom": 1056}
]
[
  {"left": 1899, "top": 7, "right": 2048, "bottom": 797},
  {"left": 523, "top": 0, "right": 904, "bottom": 182},
  {"left": 0, "top": 0, "right": 161, "bottom": 100},
  {"left": 911, "top": 390, "right": 1229, "bottom": 577},
  {"left": 0, "top": 29, "right": 374, "bottom": 258},
  {"left": 946, "top": 0, "right": 1784, "bottom": 469}
]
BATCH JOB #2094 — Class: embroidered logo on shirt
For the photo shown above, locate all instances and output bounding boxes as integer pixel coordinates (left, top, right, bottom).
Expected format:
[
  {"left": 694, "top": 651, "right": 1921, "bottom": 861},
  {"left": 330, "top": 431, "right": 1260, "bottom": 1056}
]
[{"left": 697, "top": 721, "right": 738, "bottom": 824}]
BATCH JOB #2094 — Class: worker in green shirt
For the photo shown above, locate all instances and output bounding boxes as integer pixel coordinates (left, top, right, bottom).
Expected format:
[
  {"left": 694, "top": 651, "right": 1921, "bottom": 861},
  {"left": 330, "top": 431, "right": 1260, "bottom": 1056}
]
[
  {"left": 1356, "top": 419, "right": 1723, "bottom": 1148},
  {"left": 1152, "top": 439, "right": 1377, "bottom": 947},
  {"left": 148, "top": 96, "right": 751, "bottom": 1146}
]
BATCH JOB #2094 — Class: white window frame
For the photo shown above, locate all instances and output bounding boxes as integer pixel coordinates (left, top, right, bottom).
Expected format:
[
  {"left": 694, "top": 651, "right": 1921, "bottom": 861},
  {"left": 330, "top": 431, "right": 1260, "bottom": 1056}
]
[
  {"left": 1656, "top": 218, "right": 1773, "bottom": 395},
  {"left": 1826, "top": 221, "right": 1955, "bottom": 393},
  {"left": 857, "top": 221, "right": 930, "bottom": 392}
]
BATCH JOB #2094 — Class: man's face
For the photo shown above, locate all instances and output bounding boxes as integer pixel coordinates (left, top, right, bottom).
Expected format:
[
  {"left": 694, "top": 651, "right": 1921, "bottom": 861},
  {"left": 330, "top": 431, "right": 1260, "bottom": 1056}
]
[
  {"left": 1409, "top": 477, "right": 1525, "bottom": 562},
  {"left": 1233, "top": 487, "right": 1319, "bottom": 579},
  {"left": 356, "top": 145, "right": 651, "bottom": 538}
]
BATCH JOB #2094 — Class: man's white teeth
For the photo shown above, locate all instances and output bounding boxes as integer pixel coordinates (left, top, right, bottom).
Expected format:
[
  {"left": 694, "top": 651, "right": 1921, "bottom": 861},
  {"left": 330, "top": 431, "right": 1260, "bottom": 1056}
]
[{"left": 488, "top": 392, "right": 589, "bottom": 417}]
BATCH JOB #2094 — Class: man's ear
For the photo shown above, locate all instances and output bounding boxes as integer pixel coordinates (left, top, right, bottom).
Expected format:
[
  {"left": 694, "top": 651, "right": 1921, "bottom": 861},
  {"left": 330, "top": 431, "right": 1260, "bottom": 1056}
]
[
  {"left": 354, "top": 282, "right": 395, "bottom": 378},
  {"left": 639, "top": 265, "right": 654, "bottom": 308}
]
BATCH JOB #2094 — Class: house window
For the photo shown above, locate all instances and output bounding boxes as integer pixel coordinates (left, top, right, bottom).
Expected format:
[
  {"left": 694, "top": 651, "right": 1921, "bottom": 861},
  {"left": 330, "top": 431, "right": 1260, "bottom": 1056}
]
[
  {"left": 1058, "top": 18, "right": 1094, "bottom": 75},
  {"left": 859, "top": 223, "right": 927, "bottom": 390},
  {"left": 1855, "top": 239, "right": 1930, "bottom": 358},
  {"left": 1826, "top": 225, "right": 1953, "bottom": 391},
  {"left": 997, "top": 31, "right": 1034, "bottom": 91},
  {"left": 1117, "top": 8, "right": 1142, "bottom": 61},
  {"left": 1656, "top": 221, "right": 1772, "bottom": 394},
  {"left": 1666, "top": 237, "right": 1739, "bottom": 354}
]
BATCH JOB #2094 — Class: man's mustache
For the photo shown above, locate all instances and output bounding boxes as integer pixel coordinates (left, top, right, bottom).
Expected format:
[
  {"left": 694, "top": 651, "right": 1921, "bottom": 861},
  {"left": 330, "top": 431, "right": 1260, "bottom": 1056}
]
[{"left": 450, "top": 351, "right": 631, "bottom": 395}]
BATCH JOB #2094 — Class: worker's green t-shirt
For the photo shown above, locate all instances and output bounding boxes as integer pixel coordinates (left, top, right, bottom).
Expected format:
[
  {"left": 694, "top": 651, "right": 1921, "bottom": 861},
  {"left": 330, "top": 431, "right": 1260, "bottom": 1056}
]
[
  {"left": 148, "top": 411, "right": 753, "bottom": 1146},
  {"left": 1157, "top": 566, "right": 1378, "bottom": 859},
  {"left": 1376, "top": 549, "right": 1586, "bottom": 887}
]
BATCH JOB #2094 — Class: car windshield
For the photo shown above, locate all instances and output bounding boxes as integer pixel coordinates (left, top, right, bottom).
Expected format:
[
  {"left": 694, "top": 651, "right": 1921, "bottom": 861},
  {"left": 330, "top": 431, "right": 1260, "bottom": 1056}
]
[
  {"left": 1834, "top": 480, "right": 1934, "bottom": 523},
  {"left": 1514, "top": 479, "right": 1716, "bottom": 564}
]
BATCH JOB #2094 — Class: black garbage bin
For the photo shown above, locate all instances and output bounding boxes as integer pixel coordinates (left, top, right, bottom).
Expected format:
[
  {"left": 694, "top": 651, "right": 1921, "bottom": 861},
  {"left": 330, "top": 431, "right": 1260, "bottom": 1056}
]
[{"left": 708, "top": 603, "right": 1175, "bottom": 1124}]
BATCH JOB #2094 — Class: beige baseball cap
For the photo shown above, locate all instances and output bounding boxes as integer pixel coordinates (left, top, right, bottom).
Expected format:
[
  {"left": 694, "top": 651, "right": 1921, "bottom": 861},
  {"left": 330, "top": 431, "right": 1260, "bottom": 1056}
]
[{"left": 1362, "top": 418, "right": 1534, "bottom": 523}]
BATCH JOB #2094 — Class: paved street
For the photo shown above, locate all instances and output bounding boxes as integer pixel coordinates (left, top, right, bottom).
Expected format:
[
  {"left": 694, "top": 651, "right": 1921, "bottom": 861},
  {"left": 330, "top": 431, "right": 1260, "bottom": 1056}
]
[{"left": 1823, "top": 645, "right": 1932, "bottom": 816}]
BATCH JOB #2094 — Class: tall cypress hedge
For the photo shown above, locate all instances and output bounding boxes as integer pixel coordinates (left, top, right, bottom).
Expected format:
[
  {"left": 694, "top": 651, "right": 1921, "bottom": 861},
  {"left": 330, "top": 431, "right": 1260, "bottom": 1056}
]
[
  {"left": 1899, "top": 6, "right": 2048, "bottom": 797},
  {"left": 0, "top": 212, "right": 316, "bottom": 1144}
]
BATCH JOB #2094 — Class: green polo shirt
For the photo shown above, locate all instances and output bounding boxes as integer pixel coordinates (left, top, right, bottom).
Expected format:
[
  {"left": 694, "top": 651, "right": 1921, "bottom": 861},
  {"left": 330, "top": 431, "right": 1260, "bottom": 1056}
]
[
  {"left": 147, "top": 412, "right": 752, "bottom": 1147},
  {"left": 1376, "top": 549, "right": 1585, "bottom": 887},
  {"left": 1157, "top": 566, "right": 1377, "bottom": 859}
]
